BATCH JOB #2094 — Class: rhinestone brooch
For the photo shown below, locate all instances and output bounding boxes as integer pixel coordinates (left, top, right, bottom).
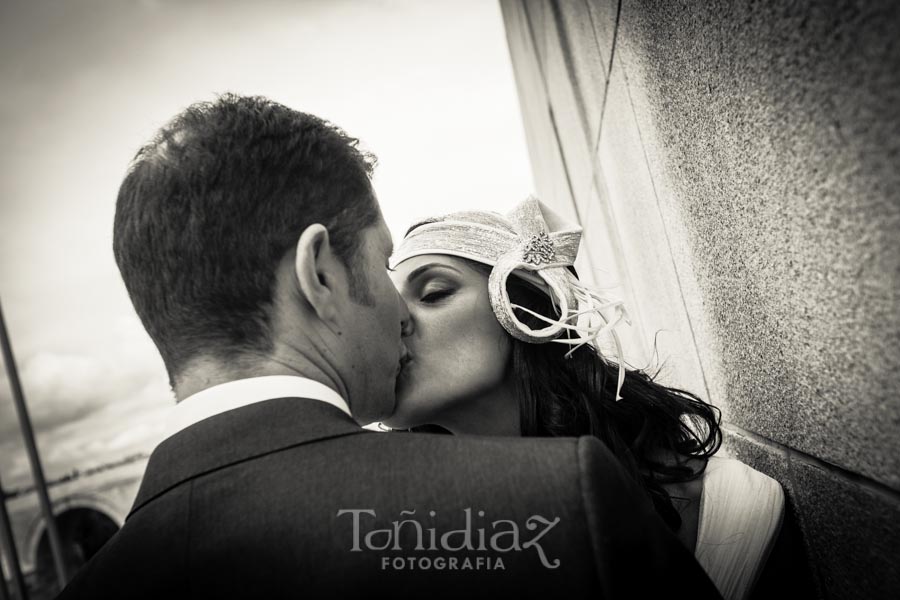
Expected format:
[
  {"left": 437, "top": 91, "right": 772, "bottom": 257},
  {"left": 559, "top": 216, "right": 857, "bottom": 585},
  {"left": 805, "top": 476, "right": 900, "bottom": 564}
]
[{"left": 522, "top": 231, "right": 555, "bottom": 265}]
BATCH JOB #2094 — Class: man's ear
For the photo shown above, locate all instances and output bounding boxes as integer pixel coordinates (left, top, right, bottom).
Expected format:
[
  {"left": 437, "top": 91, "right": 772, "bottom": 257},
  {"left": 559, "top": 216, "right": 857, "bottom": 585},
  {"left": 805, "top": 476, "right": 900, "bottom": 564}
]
[{"left": 294, "top": 224, "right": 342, "bottom": 325}]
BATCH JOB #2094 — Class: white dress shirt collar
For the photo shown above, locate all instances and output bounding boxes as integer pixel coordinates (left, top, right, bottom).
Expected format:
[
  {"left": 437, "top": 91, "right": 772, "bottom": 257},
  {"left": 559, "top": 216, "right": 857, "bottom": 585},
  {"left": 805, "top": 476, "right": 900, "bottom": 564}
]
[{"left": 163, "top": 375, "right": 352, "bottom": 441}]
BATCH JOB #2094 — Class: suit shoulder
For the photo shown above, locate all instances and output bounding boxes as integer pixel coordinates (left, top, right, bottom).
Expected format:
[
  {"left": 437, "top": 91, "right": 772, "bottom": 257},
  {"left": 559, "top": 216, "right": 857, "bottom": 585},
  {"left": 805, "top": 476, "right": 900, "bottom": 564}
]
[
  {"left": 345, "top": 431, "right": 602, "bottom": 482},
  {"left": 375, "top": 429, "right": 581, "bottom": 454}
]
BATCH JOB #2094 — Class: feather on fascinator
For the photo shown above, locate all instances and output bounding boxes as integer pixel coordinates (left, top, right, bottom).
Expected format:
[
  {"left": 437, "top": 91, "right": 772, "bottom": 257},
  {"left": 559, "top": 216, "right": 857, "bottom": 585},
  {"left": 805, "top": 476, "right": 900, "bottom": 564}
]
[{"left": 391, "top": 196, "right": 631, "bottom": 401}]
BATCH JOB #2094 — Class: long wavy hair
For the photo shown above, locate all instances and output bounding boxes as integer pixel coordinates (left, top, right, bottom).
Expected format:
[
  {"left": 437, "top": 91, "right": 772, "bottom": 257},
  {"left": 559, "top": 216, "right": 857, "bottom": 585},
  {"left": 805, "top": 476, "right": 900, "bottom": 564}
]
[{"left": 469, "top": 260, "right": 722, "bottom": 531}]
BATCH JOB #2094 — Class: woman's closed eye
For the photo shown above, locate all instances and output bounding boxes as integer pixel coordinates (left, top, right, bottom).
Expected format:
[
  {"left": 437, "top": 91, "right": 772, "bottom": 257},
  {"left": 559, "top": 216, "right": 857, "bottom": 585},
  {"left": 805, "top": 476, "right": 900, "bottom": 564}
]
[{"left": 420, "top": 287, "right": 455, "bottom": 303}]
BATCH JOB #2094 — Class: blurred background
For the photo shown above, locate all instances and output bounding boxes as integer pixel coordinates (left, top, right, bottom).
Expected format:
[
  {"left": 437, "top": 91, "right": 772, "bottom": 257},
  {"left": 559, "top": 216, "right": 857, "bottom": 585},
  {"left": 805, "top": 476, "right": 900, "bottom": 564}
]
[{"left": 0, "top": 1, "right": 533, "bottom": 596}]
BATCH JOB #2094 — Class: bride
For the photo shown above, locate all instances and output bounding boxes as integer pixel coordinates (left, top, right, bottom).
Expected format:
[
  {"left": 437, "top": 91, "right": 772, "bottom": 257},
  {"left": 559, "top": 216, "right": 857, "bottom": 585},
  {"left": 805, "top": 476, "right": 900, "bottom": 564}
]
[{"left": 385, "top": 197, "right": 788, "bottom": 600}]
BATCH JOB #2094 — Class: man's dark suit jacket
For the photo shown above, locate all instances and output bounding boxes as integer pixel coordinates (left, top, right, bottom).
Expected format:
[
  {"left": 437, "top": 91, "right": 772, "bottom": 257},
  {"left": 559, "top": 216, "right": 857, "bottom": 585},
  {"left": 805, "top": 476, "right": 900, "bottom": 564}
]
[{"left": 58, "top": 397, "right": 721, "bottom": 599}]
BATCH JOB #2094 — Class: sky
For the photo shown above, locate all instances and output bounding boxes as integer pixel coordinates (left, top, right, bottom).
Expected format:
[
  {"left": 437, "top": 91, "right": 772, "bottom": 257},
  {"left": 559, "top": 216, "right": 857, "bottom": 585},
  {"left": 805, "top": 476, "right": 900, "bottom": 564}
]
[{"left": 0, "top": 0, "right": 534, "bottom": 490}]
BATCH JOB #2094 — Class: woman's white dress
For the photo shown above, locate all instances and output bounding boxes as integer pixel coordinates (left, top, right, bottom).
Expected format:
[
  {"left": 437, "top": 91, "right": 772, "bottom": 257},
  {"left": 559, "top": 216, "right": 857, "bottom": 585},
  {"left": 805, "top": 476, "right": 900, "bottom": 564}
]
[{"left": 694, "top": 455, "right": 785, "bottom": 600}]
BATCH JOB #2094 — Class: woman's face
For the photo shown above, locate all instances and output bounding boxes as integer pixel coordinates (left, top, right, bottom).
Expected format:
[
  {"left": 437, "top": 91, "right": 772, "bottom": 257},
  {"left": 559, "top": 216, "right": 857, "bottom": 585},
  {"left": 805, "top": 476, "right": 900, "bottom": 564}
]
[{"left": 385, "top": 255, "right": 512, "bottom": 429}]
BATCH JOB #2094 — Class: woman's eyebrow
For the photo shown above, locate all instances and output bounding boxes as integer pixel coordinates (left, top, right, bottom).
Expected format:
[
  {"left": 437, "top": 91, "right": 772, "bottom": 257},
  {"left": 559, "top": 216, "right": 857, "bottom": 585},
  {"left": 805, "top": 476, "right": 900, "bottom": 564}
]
[{"left": 405, "top": 263, "right": 462, "bottom": 283}]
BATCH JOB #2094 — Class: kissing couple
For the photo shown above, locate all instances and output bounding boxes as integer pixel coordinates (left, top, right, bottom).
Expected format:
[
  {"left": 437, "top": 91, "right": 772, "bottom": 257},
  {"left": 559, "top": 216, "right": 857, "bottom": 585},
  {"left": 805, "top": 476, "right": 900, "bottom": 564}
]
[{"left": 59, "top": 94, "right": 786, "bottom": 599}]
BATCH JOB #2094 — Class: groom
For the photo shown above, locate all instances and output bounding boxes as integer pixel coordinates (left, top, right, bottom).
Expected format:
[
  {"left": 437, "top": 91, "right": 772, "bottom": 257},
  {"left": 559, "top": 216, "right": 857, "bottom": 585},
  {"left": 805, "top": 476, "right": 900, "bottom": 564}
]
[{"left": 59, "top": 95, "right": 720, "bottom": 598}]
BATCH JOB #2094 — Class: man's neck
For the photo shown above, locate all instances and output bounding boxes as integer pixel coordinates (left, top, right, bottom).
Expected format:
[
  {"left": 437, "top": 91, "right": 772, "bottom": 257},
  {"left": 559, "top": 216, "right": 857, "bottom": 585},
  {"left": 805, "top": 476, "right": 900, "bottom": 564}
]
[{"left": 173, "top": 353, "right": 345, "bottom": 404}]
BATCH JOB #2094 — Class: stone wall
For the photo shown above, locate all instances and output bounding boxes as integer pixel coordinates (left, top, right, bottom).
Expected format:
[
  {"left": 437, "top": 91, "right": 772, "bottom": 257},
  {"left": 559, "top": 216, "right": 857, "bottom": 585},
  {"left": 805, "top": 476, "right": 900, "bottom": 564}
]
[{"left": 499, "top": 1, "right": 899, "bottom": 598}]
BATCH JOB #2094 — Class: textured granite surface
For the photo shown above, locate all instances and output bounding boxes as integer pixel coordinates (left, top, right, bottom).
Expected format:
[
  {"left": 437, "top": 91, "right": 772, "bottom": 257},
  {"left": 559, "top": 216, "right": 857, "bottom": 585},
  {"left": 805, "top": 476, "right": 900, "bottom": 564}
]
[
  {"left": 499, "top": 0, "right": 576, "bottom": 211},
  {"left": 592, "top": 63, "right": 713, "bottom": 396},
  {"left": 550, "top": 0, "right": 614, "bottom": 147},
  {"left": 610, "top": 0, "right": 900, "bottom": 487}
]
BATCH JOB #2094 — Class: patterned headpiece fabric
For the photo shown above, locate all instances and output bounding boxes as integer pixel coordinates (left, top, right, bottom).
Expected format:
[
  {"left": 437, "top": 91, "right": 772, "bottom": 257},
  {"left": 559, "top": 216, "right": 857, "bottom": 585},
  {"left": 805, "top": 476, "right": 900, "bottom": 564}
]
[{"left": 391, "top": 196, "right": 630, "bottom": 401}]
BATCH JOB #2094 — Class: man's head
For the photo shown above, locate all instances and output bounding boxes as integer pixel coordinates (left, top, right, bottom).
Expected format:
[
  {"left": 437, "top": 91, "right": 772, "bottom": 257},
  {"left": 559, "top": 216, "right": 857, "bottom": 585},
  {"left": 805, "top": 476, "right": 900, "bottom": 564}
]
[{"left": 114, "top": 94, "right": 407, "bottom": 421}]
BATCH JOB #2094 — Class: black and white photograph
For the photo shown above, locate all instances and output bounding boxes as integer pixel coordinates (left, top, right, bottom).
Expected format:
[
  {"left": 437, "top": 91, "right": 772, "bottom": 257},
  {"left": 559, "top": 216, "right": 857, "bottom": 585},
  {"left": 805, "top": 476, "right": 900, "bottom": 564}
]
[{"left": 0, "top": 1, "right": 898, "bottom": 598}]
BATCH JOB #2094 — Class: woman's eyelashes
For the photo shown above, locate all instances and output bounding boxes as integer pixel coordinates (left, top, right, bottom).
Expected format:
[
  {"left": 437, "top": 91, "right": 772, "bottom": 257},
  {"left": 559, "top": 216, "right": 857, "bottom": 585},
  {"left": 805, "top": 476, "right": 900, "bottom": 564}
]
[{"left": 419, "top": 284, "right": 455, "bottom": 304}]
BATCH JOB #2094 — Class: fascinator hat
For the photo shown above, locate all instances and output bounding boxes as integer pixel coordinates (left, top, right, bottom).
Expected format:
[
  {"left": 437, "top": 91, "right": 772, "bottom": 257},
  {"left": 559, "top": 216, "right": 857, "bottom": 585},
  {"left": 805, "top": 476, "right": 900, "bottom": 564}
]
[{"left": 391, "top": 196, "right": 631, "bottom": 401}]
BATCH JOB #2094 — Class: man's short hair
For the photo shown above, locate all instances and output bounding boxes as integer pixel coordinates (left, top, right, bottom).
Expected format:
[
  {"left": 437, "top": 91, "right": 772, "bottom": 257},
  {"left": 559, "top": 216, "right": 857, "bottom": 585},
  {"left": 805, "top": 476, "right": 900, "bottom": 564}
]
[{"left": 113, "top": 94, "right": 379, "bottom": 384}]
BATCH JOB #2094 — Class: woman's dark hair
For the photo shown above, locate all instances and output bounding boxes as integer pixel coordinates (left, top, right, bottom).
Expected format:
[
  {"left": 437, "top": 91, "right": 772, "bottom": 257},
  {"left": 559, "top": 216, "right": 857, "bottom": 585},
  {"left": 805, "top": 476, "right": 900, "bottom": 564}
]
[{"left": 469, "top": 261, "right": 722, "bottom": 532}]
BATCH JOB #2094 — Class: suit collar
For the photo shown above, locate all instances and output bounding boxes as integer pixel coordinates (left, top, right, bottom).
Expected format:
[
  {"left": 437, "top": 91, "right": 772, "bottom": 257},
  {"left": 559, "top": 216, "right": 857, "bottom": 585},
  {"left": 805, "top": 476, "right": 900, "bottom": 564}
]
[
  {"left": 164, "top": 375, "right": 352, "bottom": 440},
  {"left": 130, "top": 396, "right": 367, "bottom": 517}
]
